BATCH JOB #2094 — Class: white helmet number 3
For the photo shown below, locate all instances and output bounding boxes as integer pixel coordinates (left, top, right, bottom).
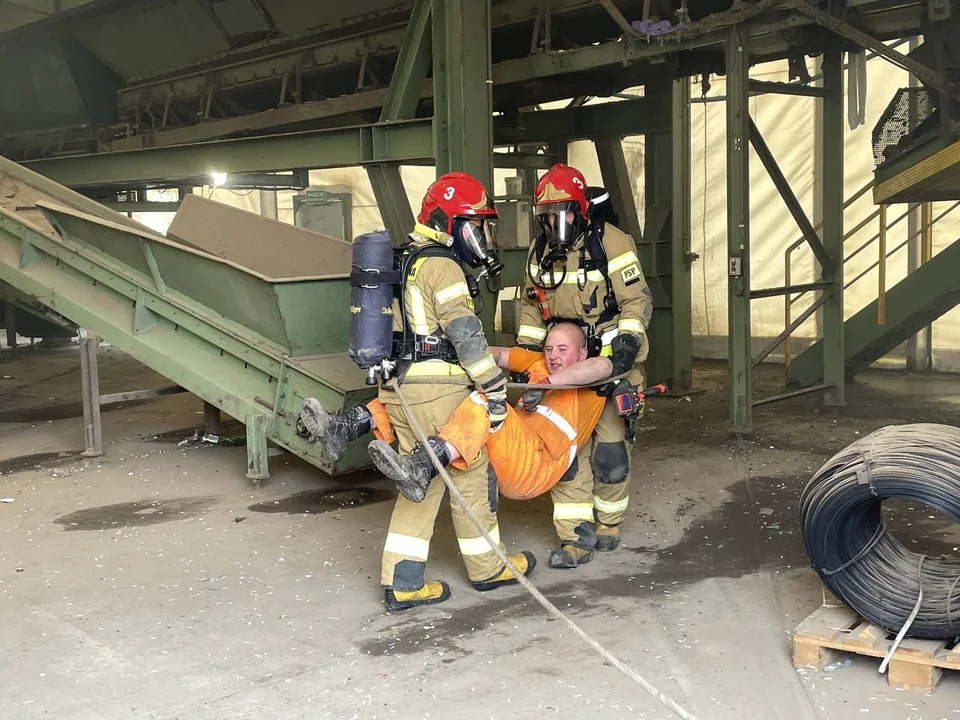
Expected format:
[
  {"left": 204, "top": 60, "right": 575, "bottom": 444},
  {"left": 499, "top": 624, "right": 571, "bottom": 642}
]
[
  {"left": 572, "top": 177, "right": 584, "bottom": 190},
  {"left": 443, "top": 186, "right": 456, "bottom": 200}
]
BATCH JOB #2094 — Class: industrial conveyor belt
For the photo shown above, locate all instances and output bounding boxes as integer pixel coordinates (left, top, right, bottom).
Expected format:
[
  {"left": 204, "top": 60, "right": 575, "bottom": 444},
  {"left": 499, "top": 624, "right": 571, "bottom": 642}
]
[{"left": 0, "top": 156, "right": 375, "bottom": 482}]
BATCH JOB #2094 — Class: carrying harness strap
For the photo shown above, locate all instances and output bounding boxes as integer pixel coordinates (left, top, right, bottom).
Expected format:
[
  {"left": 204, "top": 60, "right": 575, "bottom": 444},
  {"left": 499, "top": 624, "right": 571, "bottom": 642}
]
[{"left": 393, "top": 239, "right": 475, "bottom": 381}]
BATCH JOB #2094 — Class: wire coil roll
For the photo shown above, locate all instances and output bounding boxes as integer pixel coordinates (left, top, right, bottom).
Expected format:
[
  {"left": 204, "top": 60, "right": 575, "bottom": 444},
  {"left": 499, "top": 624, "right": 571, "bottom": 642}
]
[{"left": 799, "top": 424, "right": 960, "bottom": 640}]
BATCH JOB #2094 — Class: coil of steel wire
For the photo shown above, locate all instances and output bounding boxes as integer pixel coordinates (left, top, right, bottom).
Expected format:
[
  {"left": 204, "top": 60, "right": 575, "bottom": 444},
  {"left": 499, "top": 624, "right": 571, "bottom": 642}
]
[{"left": 799, "top": 423, "right": 960, "bottom": 640}]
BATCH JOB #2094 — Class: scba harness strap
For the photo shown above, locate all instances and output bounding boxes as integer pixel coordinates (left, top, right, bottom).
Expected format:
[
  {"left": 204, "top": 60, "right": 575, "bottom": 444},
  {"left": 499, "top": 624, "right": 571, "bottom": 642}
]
[
  {"left": 529, "top": 224, "right": 620, "bottom": 341},
  {"left": 394, "top": 240, "right": 479, "bottom": 372},
  {"left": 392, "top": 332, "right": 458, "bottom": 363}
]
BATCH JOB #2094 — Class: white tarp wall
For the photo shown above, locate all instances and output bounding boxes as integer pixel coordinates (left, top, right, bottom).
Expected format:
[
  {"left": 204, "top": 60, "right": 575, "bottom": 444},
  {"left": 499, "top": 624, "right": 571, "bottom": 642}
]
[{"left": 134, "top": 52, "right": 960, "bottom": 372}]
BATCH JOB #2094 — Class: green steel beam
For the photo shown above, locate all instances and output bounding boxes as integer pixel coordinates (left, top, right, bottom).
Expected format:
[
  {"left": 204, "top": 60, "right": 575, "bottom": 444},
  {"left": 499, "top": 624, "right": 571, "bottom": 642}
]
[
  {"left": 821, "top": 50, "right": 845, "bottom": 406},
  {"left": 726, "top": 27, "right": 752, "bottom": 433},
  {"left": 642, "top": 85, "right": 669, "bottom": 282},
  {"left": 103, "top": 201, "right": 180, "bottom": 213},
  {"left": 490, "top": 11, "right": 817, "bottom": 87},
  {"left": 24, "top": 119, "right": 435, "bottom": 188},
  {"left": 379, "top": 0, "right": 432, "bottom": 122},
  {"left": 367, "top": 164, "right": 414, "bottom": 244},
  {"left": 431, "top": 0, "right": 494, "bottom": 190},
  {"left": 25, "top": 124, "right": 555, "bottom": 190},
  {"left": 497, "top": 97, "right": 671, "bottom": 144},
  {"left": 748, "top": 116, "right": 832, "bottom": 274},
  {"left": 109, "top": 87, "right": 413, "bottom": 151},
  {"left": 25, "top": 97, "right": 666, "bottom": 190},
  {"left": 113, "top": 0, "right": 573, "bottom": 116}
]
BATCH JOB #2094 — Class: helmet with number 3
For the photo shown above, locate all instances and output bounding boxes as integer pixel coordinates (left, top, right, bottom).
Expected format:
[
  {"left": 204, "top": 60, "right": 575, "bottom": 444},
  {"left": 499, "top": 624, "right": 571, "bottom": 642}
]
[
  {"left": 534, "top": 163, "right": 590, "bottom": 251},
  {"left": 418, "top": 172, "right": 502, "bottom": 275}
]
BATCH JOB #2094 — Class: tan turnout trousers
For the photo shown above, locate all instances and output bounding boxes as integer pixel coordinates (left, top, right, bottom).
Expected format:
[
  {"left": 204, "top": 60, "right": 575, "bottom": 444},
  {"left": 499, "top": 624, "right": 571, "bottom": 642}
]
[{"left": 379, "top": 383, "right": 504, "bottom": 590}]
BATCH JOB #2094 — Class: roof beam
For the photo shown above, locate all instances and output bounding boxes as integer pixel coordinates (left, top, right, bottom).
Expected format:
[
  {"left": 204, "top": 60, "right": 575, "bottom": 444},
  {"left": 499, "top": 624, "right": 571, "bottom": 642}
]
[
  {"left": 114, "top": 0, "right": 587, "bottom": 114},
  {"left": 27, "top": 91, "right": 668, "bottom": 188},
  {"left": 497, "top": 97, "right": 671, "bottom": 142},
  {"left": 24, "top": 119, "right": 436, "bottom": 188}
]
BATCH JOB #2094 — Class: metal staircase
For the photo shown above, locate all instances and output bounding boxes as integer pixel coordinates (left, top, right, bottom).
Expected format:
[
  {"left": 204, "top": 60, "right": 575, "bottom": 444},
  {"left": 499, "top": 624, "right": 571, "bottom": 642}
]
[{"left": 785, "top": 180, "right": 960, "bottom": 385}]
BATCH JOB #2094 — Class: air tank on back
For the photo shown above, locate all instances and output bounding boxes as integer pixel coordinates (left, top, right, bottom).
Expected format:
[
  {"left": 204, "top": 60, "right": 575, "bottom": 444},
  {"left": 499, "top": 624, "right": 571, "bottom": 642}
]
[{"left": 348, "top": 231, "right": 396, "bottom": 384}]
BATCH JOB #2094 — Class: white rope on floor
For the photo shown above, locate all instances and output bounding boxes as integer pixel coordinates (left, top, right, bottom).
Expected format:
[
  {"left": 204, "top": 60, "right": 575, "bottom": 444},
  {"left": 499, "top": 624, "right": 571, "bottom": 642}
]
[{"left": 389, "top": 379, "right": 701, "bottom": 720}]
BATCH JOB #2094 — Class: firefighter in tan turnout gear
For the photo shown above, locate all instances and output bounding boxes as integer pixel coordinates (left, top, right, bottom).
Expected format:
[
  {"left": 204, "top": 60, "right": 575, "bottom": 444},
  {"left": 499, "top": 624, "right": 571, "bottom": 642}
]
[
  {"left": 517, "top": 163, "right": 653, "bottom": 568},
  {"left": 301, "top": 172, "right": 535, "bottom": 612}
]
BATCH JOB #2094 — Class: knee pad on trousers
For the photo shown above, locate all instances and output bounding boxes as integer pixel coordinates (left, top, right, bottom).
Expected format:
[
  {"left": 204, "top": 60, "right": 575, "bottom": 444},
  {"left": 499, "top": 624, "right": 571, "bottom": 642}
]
[
  {"left": 558, "top": 455, "right": 579, "bottom": 483},
  {"left": 593, "top": 441, "right": 629, "bottom": 484},
  {"left": 487, "top": 464, "right": 499, "bottom": 513}
]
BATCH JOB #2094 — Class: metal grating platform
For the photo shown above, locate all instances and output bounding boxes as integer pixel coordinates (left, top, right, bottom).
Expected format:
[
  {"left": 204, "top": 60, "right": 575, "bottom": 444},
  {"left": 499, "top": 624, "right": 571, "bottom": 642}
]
[{"left": 872, "top": 88, "right": 936, "bottom": 169}]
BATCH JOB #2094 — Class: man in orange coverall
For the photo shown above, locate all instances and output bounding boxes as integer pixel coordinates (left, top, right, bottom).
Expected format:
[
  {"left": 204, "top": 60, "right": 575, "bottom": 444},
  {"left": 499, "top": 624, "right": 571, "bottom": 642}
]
[{"left": 302, "top": 323, "right": 613, "bottom": 569}]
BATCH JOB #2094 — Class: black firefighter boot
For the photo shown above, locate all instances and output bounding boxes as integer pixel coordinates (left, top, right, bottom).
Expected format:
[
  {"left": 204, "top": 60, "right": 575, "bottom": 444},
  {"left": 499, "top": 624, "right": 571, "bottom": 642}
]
[
  {"left": 368, "top": 436, "right": 450, "bottom": 503},
  {"left": 298, "top": 399, "right": 372, "bottom": 461}
]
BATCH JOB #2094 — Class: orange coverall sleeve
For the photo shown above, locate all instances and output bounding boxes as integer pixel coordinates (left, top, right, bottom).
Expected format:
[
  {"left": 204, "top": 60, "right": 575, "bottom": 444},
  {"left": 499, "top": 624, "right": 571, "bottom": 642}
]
[{"left": 506, "top": 347, "right": 542, "bottom": 373}]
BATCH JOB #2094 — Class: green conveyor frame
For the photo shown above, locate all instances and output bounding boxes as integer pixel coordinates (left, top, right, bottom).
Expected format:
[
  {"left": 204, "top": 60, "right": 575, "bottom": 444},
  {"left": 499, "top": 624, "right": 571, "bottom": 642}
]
[{"left": 0, "top": 157, "right": 375, "bottom": 482}]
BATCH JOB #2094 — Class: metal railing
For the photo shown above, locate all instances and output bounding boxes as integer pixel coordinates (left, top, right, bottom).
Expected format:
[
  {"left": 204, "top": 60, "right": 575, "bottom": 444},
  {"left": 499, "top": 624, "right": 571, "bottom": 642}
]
[{"left": 782, "top": 186, "right": 959, "bottom": 377}]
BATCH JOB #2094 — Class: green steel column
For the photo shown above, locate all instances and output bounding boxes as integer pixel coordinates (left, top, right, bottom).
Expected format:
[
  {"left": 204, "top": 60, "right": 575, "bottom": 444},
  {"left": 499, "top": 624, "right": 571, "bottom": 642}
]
[
  {"left": 431, "top": 0, "right": 494, "bottom": 191},
  {"left": 547, "top": 142, "right": 569, "bottom": 166},
  {"left": 368, "top": 0, "right": 432, "bottom": 243},
  {"left": 432, "top": 0, "right": 496, "bottom": 337},
  {"left": 518, "top": 143, "right": 540, "bottom": 197},
  {"left": 671, "top": 77, "right": 693, "bottom": 394},
  {"left": 2, "top": 299, "right": 15, "bottom": 355},
  {"left": 640, "top": 80, "right": 672, "bottom": 389},
  {"left": 595, "top": 137, "right": 644, "bottom": 249},
  {"left": 821, "top": 50, "right": 845, "bottom": 406},
  {"left": 368, "top": 166, "right": 415, "bottom": 244},
  {"left": 725, "top": 28, "right": 752, "bottom": 432},
  {"left": 633, "top": 79, "right": 693, "bottom": 393},
  {"left": 79, "top": 333, "right": 104, "bottom": 457}
]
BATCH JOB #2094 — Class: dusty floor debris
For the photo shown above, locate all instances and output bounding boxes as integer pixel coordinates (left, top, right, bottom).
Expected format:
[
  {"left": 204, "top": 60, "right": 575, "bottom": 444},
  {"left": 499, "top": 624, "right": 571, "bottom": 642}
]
[{"left": 2, "top": 346, "right": 958, "bottom": 718}]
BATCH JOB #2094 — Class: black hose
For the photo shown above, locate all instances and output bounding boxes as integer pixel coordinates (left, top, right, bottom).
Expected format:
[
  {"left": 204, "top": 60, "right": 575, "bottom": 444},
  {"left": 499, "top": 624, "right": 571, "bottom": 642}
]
[{"left": 799, "top": 423, "right": 960, "bottom": 640}]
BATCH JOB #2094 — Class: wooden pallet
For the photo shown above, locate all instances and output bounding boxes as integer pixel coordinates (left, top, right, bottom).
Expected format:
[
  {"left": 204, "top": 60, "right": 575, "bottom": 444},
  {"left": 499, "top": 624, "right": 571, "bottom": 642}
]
[{"left": 793, "top": 605, "right": 960, "bottom": 693}]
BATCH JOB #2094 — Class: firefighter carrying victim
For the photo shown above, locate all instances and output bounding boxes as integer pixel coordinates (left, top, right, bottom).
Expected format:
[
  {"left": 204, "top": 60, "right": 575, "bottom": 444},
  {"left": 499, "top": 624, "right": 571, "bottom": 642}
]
[
  {"left": 303, "top": 322, "right": 665, "bottom": 571},
  {"left": 301, "top": 171, "right": 536, "bottom": 612},
  {"left": 517, "top": 163, "right": 653, "bottom": 564},
  {"left": 299, "top": 163, "right": 654, "bottom": 610}
]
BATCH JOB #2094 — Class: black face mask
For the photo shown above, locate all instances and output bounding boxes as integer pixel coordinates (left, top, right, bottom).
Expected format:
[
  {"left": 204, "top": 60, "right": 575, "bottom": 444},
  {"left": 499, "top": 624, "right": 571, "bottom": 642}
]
[
  {"left": 536, "top": 201, "right": 585, "bottom": 253},
  {"left": 451, "top": 217, "right": 502, "bottom": 276}
]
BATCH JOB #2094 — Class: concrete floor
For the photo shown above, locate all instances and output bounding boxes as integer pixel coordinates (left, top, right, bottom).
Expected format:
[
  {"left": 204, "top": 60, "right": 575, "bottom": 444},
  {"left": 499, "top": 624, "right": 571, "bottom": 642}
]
[{"left": 1, "top": 345, "right": 959, "bottom": 720}]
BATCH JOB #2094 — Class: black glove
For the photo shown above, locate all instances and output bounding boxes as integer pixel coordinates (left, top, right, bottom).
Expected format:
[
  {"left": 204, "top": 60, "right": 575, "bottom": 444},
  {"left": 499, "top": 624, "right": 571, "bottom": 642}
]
[
  {"left": 611, "top": 333, "right": 642, "bottom": 375},
  {"left": 520, "top": 379, "right": 549, "bottom": 412},
  {"left": 593, "top": 381, "right": 616, "bottom": 398},
  {"left": 486, "top": 387, "right": 508, "bottom": 430}
]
